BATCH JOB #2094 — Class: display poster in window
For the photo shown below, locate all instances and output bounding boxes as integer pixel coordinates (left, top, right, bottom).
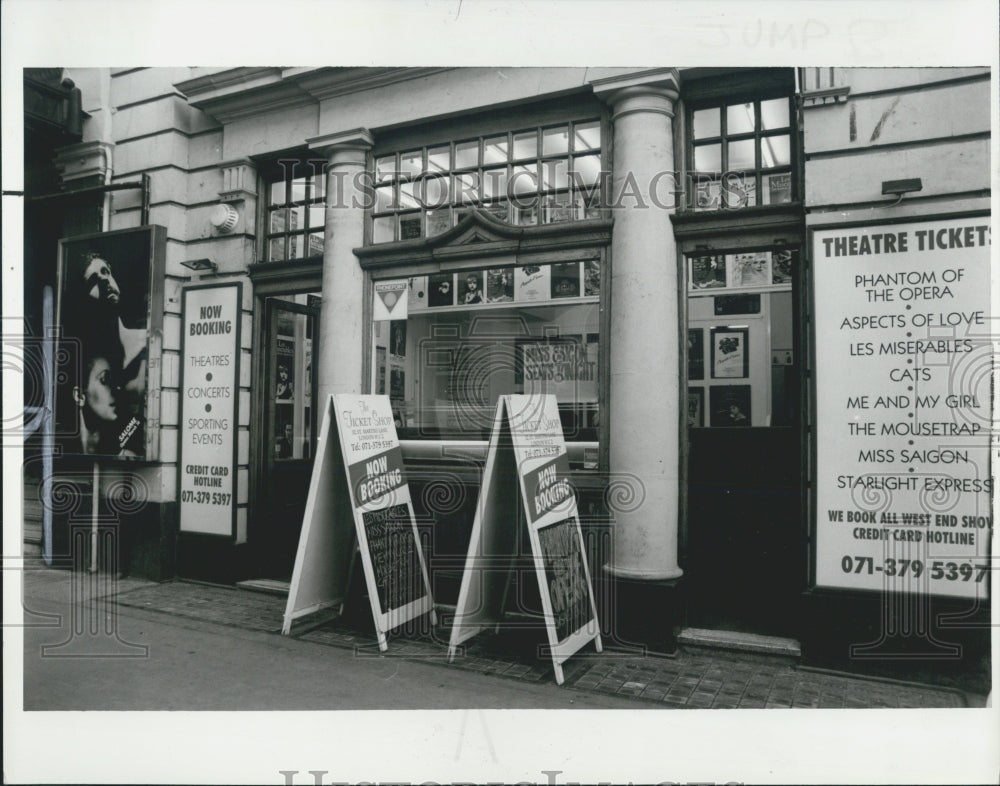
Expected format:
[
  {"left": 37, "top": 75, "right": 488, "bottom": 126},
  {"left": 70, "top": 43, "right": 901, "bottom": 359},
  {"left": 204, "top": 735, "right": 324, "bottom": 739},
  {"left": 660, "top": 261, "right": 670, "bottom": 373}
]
[
  {"left": 428, "top": 272, "right": 454, "bottom": 307},
  {"left": 727, "top": 252, "right": 771, "bottom": 288},
  {"left": 486, "top": 267, "right": 515, "bottom": 302},
  {"left": 550, "top": 262, "right": 581, "bottom": 299},
  {"left": 711, "top": 328, "right": 749, "bottom": 379},
  {"left": 694, "top": 179, "right": 721, "bottom": 211},
  {"left": 283, "top": 395, "right": 435, "bottom": 648},
  {"left": 376, "top": 347, "right": 386, "bottom": 395},
  {"left": 764, "top": 172, "right": 792, "bottom": 205},
  {"left": 448, "top": 395, "right": 602, "bottom": 684},
  {"left": 723, "top": 174, "right": 757, "bottom": 209},
  {"left": 373, "top": 279, "right": 409, "bottom": 321},
  {"left": 687, "top": 328, "right": 705, "bottom": 380},
  {"left": 303, "top": 339, "right": 312, "bottom": 403},
  {"left": 710, "top": 385, "right": 751, "bottom": 427},
  {"left": 178, "top": 283, "right": 241, "bottom": 537},
  {"left": 772, "top": 249, "right": 794, "bottom": 284},
  {"left": 516, "top": 336, "right": 597, "bottom": 404},
  {"left": 689, "top": 255, "right": 727, "bottom": 289},
  {"left": 584, "top": 260, "right": 601, "bottom": 296},
  {"left": 407, "top": 276, "right": 428, "bottom": 310},
  {"left": 688, "top": 387, "right": 705, "bottom": 428},
  {"left": 515, "top": 264, "right": 551, "bottom": 301},
  {"left": 714, "top": 294, "right": 761, "bottom": 316},
  {"left": 459, "top": 270, "right": 485, "bottom": 305},
  {"left": 275, "top": 336, "right": 295, "bottom": 401},
  {"left": 56, "top": 225, "right": 166, "bottom": 460},
  {"left": 812, "top": 216, "right": 992, "bottom": 599},
  {"left": 389, "top": 321, "right": 407, "bottom": 359}
]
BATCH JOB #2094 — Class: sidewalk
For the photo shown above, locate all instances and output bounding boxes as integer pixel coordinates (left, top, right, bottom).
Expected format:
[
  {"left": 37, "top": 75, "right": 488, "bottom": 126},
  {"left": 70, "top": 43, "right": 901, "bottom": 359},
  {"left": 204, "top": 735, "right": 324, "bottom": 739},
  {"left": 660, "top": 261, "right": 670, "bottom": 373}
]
[{"left": 20, "top": 567, "right": 981, "bottom": 710}]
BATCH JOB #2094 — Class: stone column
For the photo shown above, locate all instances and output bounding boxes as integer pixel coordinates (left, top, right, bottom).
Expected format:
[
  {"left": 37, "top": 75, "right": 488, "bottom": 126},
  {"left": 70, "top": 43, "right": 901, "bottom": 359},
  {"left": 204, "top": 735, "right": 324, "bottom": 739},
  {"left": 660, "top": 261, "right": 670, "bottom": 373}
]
[
  {"left": 592, "top": 70, "right": 683, "bottom": 580},
  {"left": 308, "top": 129, "right": 374, "bottom": 403}
]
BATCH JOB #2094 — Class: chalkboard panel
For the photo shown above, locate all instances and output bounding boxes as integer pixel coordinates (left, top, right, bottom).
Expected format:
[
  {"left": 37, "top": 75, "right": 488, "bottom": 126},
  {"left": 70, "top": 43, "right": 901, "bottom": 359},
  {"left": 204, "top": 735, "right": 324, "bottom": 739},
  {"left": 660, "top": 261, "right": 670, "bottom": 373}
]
[
  {"left": 362, "top": 503, "right": 425, "bottom": 613},
  {"left": 537, "top": 517, "right": 592, "bottom": 643}
]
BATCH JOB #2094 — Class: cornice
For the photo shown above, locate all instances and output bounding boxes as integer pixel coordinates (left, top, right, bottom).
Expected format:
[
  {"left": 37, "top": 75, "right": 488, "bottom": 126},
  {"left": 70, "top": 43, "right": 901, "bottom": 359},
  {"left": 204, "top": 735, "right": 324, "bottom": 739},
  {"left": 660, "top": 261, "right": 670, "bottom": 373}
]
[{"left": 173, "top": 67, "right": 456, "bottom": 125}]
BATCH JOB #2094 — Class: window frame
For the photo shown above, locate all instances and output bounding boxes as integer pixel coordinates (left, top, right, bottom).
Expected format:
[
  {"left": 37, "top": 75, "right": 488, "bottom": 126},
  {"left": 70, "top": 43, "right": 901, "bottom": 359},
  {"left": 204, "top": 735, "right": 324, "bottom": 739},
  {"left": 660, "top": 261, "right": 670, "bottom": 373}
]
[
  {"left": 260, "top": 158, "right": 329, "bottom": 264},
  {"left": 370, "top": 118, "right": 604, "bottom": 244},
  {"left": 686, "top": 92, "right": 797, "bottom": 212}
]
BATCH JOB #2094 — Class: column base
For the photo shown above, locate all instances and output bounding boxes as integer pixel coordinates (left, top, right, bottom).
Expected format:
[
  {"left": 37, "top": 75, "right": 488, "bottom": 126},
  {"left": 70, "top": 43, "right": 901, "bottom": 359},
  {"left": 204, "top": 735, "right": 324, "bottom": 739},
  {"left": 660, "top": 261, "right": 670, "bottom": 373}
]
[{"left": 597, "top": 569, "right": 686, "bottom": 655}]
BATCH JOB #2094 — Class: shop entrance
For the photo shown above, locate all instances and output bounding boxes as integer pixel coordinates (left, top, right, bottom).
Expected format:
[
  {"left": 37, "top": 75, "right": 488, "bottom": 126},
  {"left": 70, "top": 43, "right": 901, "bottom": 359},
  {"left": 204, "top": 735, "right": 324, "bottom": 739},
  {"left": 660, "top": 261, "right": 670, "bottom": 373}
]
[
  {"left": 252, "top": 293, "right": 320, "bottom": 579},
  {"left": 684, "top": 254, "right": 806, "bottom": 637}
]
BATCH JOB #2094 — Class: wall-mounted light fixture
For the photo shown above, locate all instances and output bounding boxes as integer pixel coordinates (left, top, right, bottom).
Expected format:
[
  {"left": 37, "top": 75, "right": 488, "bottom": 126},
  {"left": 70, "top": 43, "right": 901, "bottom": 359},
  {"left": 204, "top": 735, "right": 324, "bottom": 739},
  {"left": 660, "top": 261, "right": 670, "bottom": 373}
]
[
  {"left": 210, "top": 203, "right": 239, "bottom": 233},
  {"left": 881, "top": 178, "right": 923, "bottom": 207},
  {"left": 180, "top": 258, "right": 218, "bottom": 273}
]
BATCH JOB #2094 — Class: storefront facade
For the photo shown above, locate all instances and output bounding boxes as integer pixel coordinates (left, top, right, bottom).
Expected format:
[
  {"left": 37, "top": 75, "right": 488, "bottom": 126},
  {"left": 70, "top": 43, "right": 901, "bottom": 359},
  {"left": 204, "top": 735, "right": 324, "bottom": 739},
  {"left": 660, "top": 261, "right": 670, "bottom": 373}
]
[{"left": 24, "top": 66, "right": 991, "bottom": 683}]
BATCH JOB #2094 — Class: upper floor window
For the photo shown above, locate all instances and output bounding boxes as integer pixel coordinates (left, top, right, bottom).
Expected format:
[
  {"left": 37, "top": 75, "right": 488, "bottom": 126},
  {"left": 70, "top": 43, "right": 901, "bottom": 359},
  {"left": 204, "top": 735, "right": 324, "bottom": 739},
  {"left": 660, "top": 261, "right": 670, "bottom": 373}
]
[
  {"left": 371, "top": 119, "right": 603, "bottom": 243},
  {"left": 689, "top": 96, "right": 795, "bottom": 211},
  {"left": 265, "top": 160, "right": 326, "bottom": 262}
]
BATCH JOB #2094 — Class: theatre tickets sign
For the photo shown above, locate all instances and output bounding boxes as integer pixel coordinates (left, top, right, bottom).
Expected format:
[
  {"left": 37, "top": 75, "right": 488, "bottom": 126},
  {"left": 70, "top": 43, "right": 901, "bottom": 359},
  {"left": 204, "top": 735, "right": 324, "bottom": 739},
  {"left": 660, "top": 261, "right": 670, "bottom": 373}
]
[{"left": 812, "top": 215, "right": 992, "bottom": 598}]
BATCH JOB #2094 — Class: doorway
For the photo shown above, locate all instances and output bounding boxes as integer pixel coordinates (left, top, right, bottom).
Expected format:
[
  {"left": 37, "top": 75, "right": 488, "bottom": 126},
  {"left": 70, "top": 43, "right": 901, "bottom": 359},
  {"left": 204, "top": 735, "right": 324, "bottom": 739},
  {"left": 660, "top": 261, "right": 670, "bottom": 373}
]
[
  {"left": 252, "top": 293, "right": 320, "bottom": 579},
  {"left": 684, "top": 258, "right": 806, "bottom": 637}
]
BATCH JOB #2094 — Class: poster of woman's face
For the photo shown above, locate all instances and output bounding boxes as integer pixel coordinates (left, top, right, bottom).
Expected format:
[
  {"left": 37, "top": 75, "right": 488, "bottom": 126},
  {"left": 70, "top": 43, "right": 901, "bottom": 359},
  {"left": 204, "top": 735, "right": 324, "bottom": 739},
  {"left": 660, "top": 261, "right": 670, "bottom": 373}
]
[{"left": 56, "top": 227, "right": 165, "bottom": 459}]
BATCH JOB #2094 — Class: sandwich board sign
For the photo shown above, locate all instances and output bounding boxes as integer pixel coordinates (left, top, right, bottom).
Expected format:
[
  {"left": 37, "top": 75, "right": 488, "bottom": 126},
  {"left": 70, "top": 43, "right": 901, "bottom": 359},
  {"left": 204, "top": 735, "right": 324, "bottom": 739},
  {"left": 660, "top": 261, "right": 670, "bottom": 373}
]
[
  {"left": 447, "top": 394, "right": 602, "bottom": 684},
  {"left": 282, "top": 394, "right": 435, "bottom": 649}
]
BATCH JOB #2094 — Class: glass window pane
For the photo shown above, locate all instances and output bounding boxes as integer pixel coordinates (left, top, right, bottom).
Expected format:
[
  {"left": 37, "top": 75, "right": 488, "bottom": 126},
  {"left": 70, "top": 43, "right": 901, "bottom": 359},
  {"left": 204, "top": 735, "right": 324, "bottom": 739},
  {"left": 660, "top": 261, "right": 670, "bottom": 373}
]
[
  {"left": 310, "top": 167, "right": 326, "bottom": 200},
  {"left": 583, "top": 190, "right": 602, "bottom": 220},
  {"left": 307, "top": 231, "right": 324, "bottom": 257},
  {"left": 760, "top": 98, "right": 790, "bottom": 131},
  {"left": 377, "top": 300, "right": 600, "bottom": 441},
  {"left": 269, "top": 181, "right": 287, "bottom": 206},
  {"left": 375, "top": 155, "right": 396, "bottom": 183},
  {"left": 426, "top": 209, "right": 451, "bottom": 237},
  {"left": 290, "top": 178, "right": 308, "bottom": 203},
  {"left": 427, "top": 145, "right": 450, "bottom": 173},
  {"left": 374, "top": 185, "right": 395, "bottom": 213},
  {"left": 572, "top": 154, "right": 602, "bottom": 187},
  {"left": 574, "top": 121, "right": 600, "bottom": 151},
  {"left": 454, "top": 173, "right": 479, "bottom": 203},
  {"left": 372, "top": 216, "right": 394, "bottom": 243},
  {"left": 763, "top": 172, "right": 793, "bottom": 204},
  {"left": 542, "top": 126, "right": 570, "bottom": 156},
  {"left": 307, "top": 206, "right": 325, "bottom": 230},
  {"left": 399, "top": 150, "right": 423, "bottom": 178},
  {"left": 483, "top": 136, "right": 509, "bottom": 164},
  {"left": 728, "top": 139, "right": 756, "bottom": 171},
  {"left": 269, "top": 208, "right": 288, "bottom": 234},
  {"left": 511, "top": 163, "right": 538, "bottom": 195},
  {"left": 482, "top": 167, "right": 508, "bottom": 200},
  {"left": 540, "top": 159, "right": 569, "bottom": 191},
  {"left": 693, "top": 108, "right": 720, "bottom": 139},
  {"left": 516, "top": 203, "right": 538, "bottom": 226},
  {"left": 424, "top": 176, "right": 448, "bottom": 209},
  {"left": 454, "top": 140, "right": 479, "bottom": 169},
  {"left": 287, "top": 204, "right": 305, "bottom": 232},
  {"left": 543, "top": 193, "right": 578, "bottom": 224},
  {"left": 287, "top": 234, "right": 301, "bottom": 259},
  {"left": 726, "top": 103, "right": 756, "bottom": 135},
  {"left": 512, "top": 130, "right": 537, "bottom": 160},
  {"left": 399, "top": 213, "right": 422, "bottom": 241},
  {"left": 268, "top": 236, "right": 286, "bottom": 261},
  {"left": 761, "top": 134, "right": 791, "bottom": 168},
  {"left": 723, "top": 173, "right": 757, "bottom": 208},
  {"left": 399, "top": 180, "right": 421, "bottom": 210},
  {"left": 694, "top": 143, "right": 721, "bottom": 173}
]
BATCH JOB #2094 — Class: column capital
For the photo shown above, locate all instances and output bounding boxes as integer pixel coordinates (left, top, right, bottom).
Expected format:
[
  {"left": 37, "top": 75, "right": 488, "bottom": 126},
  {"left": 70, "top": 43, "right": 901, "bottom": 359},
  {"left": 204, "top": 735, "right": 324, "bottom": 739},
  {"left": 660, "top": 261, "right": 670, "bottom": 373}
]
[
  {"left": 53, "top": 140, "right": 114, "bottom": 188},
  {"left": 307, "top": 128, "right": 374, "bottom": 164},
  {"left": 590, "top": 68, "right": 681, "bottom": 119},
  {"left": 217, "top": 157, "right": 257, "bottom": 203}
]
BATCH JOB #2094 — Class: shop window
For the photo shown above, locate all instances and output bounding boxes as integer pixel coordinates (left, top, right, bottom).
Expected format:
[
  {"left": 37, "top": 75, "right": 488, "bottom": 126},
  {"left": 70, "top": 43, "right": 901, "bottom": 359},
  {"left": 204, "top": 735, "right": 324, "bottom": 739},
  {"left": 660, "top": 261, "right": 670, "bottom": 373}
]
[
  {"left": 688, "top": 95, "right": 795, "bottom": 211},
  {"left": 265, "top": 160, "right": 327, "bottom": 262},
  {"left": 372, "top": 261, "right": 601, "bottom": 443},
  {"left": 371, "top": 120, "right": 603, "bottom": 243},
  {"left": 685, "top": 247, "right": 797, "bottom": 428}
]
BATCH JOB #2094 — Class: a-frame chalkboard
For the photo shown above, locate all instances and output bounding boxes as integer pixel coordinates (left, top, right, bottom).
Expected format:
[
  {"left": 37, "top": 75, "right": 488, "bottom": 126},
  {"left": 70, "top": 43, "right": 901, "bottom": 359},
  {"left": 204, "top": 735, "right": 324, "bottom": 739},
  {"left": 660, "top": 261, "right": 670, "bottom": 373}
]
[
  {"left": 447, "top": 395, "right": 602, "bottom": 684},
  {"left": 282, "top": 395, "right": 435, "bottom": 650}
]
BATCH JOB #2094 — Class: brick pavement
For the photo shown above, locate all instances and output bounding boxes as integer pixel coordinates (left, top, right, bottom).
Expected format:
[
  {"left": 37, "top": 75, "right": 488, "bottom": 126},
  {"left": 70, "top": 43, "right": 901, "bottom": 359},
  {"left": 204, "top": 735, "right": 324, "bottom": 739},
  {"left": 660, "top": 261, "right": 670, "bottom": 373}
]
[{"left": 54, "top": 575, "right": 971, "bottom": 709}]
